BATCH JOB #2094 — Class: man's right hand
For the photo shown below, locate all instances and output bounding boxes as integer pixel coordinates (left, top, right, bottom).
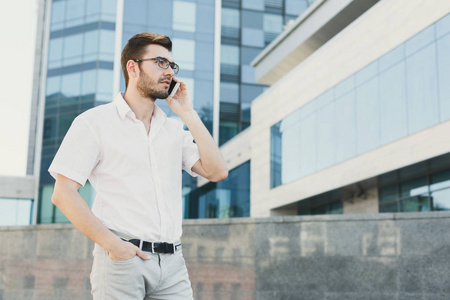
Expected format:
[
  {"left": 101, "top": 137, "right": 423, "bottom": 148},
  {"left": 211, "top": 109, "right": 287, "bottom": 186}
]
[{"left": 108, "top": 240, "right": 151, "bottom": 261}]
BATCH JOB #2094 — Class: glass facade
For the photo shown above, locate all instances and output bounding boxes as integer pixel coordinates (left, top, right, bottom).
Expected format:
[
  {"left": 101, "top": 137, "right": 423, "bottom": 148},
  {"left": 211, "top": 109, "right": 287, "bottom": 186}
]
[
  {"left": 38, "top": 0, "right": 117, "bottom": 223},
  {"left": 121, "top": 0, "right": 215, "bottom": 134},
  {"left": 298, "top": 188, "right": 342, "bottom": 216},
  {"left": 219, "top": 0, "right": 313, "bottom": 145},
  {"left": 37, "top": 0, "right": 312, "bottom": 223},
  {"left": 271, "top": 14, "right": 450, "bottom": 188},
  {"left": 185, "top": 161, "right": 250, "bottom": 219},
  {"left": 379, "top": 153, "right": 450, "bottom": 213}
]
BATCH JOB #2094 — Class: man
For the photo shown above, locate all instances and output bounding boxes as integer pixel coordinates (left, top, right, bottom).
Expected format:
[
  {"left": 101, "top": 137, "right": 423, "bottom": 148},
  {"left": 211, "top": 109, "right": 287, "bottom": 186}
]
[{"left": 49, "top": 32, "right": 228, "bottom": 299}]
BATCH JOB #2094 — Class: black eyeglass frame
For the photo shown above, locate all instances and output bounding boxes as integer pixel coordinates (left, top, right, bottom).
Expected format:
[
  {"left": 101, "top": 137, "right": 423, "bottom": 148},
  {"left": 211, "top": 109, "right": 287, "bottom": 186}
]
[{"left": 133, "top": 57, "right": 179, "bottom": 74}]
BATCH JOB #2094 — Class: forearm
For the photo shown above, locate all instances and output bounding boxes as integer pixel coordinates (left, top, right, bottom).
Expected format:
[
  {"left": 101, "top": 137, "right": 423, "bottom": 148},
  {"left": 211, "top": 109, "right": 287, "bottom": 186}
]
[
  {"left": 180, "top": 110, "right": 228, "bottom": 180},
  {"left": 52, "top": 183, "right": 121, "bottom": 252}
]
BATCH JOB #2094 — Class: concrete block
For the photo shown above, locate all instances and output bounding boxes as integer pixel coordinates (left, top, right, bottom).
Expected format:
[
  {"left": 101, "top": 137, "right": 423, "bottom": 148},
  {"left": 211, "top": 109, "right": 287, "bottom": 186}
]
[
  {"left": 398, "top": 218, "right": 450, "bottom": 256},
  {"left": 422, "top": 256, "right": 450, "bottom": 293},
  {"left": 325, "top": 292, "right": 398, "bottom": 300},
  {"left": 326, "top": 257, "right": 397, "bottom": 293},
  {"left": 255, "top": 290, "right": 324, "bottom": 300}
]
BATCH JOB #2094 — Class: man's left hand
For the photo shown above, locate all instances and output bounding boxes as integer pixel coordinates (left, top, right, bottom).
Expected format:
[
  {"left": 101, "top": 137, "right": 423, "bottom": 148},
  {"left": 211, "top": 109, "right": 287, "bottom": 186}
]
[{"left": 165, "top": 78, "right": 194, "bottom": 117}]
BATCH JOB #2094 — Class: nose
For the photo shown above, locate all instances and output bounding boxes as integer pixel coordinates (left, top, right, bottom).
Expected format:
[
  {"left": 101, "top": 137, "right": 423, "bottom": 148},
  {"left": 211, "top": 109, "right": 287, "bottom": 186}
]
[{"left": 164, "top": 65, "right": 175, "bottom": 77}]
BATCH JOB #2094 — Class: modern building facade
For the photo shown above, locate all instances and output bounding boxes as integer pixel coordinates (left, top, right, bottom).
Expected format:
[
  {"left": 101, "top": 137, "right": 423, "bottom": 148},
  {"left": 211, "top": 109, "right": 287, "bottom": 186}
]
[
  {"left": 217, "top": 0, "right": 450, "bottom": 216},
  {"left": 29, "top": 0, "right": 314, "bottom": 224}
]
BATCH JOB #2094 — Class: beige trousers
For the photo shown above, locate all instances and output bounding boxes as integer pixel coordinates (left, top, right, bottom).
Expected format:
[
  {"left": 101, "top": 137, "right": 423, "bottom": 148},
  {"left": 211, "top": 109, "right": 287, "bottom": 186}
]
[{"left": 90, "top": 243, "right": 194, "bottom": 300}]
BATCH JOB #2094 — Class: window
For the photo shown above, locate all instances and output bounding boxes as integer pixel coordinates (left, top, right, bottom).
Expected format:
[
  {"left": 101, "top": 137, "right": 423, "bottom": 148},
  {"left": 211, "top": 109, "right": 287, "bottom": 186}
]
[
  {"left": 220, "top": 45, "right": 239, "bottom": 65},
  {"left": 99, "top": 30, "right": 116, "bottom": 56},
  {"left": 96, "top": 69, "right": 113, "bottom": 101},
  {"left": 83, "top": 31, "right": 99, "bottom": 57},
  {"left": 378, "top": 154, "right": 450, "bottom": 213},
  {"left": 173, "top": 1, "right": 196, "bottom": 32},
  {"left": 81, "top": 70, "right": 97, "bottom": 95},
  {"left": 48, "top": 38, "right": 63, "bottom": 63},
  {"left": 66, "top": 0, "right": 86, "bottom": 21},
  {"left": 263, "top": 14, "right": 283, "bottom": 43},
  {"left": 242, "top": 10, "right": 263, "bottom": 28},
  {"left": 430, "top": 170, "right": 450, "bottom": 211},
  {"left": 172, "top": 39, "right": 195, "bottom": 70},
  {"left": 270, "top": 15, "right": 449, "bottom": 188},
  {"left": 63, "top": 34, "right": 83, "bottom": 64},
  {"left": 437, "top": 30, "right": 450, "bottom": 121},
  {"left": 297, "top": 189, "right": 343, "bottom": 216},
  {"left": 219, "top": 121, "right": 239, "bottom": 146},
  {"left": 46, "top": 76, "right": 61, "bottom": 97},
  {"left": 285, "top": 0, "right": 309, "bottom": 16},
  {"left": 263, "top": 13, "right": 283, "bottom": 33},
  {"left": 220, "top": 82, "right": 239, "bottom": 104},
  {"left": 61, "top": 73, "right": 81, "bottom": 98},
  {"left": 51, "top": 1, "right": 65, "bottom": 25},
  {"left": 188, "top": 161, "right": 250, "bottom": 218},
  {"left": 100, "top": 0, "right": 116, "bottom": 22},
  {"left": 222, "top": 8, "right": 240, "bottom": 28},
  {"left": 0, "top": 198, "right": 33, "bottom": 226},
  {"left": 86, "top": 0, "right": 101, "bottom": 16},
  {"left": 222, "top": 8, "right": 240, "bottom": 40}
]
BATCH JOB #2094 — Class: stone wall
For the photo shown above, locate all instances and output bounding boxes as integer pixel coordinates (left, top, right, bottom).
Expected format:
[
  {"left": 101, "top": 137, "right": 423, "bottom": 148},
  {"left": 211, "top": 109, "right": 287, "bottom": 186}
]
[{"left": 1, "top": 212, "right": 450, "bottom": 299}]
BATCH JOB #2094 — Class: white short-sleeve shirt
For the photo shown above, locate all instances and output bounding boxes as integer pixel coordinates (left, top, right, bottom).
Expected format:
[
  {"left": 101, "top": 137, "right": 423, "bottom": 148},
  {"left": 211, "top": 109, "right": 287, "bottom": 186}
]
[{"left": 48, "top": 93, "right": 200, "bottom": 243}]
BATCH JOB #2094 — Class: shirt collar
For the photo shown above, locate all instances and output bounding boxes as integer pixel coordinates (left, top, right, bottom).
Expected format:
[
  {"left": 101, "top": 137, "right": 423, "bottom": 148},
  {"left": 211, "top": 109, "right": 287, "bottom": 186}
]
[{"left": 114, "top": 92, "right": 167, "bottom": 122}]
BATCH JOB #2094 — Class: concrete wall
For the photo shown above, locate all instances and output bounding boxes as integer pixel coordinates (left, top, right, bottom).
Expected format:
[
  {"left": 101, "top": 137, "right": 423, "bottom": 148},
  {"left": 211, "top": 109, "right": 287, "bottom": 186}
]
[
  {"left": 250, "top": 0, "right": 450, "bottom": 217},
  {"left": 0, "top": 176, "right": 35, "bottom": 199},
  {"left": 1, "top": 212, "right": 450, "bottom": 299}
]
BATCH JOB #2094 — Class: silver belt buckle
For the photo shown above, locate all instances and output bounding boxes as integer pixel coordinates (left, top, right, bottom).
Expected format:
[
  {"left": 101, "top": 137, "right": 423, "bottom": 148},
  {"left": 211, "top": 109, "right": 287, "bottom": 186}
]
[
  {"left": 139, "top": 239, "right": 143, "bottom": 250},
  {"left": 151, "top": 242, "right": 155, "bottom": 254}
]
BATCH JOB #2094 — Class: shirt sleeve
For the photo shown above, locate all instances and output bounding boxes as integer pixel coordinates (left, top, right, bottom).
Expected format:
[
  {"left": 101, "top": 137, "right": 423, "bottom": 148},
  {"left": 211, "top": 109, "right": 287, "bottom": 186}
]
[
  {"left": 181, "top": 129, "right": 200, "bottom": 177},
  {"left": 48, "top": 115, "right": 101, "bottom": 186}
]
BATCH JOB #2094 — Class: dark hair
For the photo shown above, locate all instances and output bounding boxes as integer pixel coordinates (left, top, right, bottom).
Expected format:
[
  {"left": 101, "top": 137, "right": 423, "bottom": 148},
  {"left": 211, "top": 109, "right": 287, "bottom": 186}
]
[{"left": 121, "top": 32, "right": 172, "bottom": 87}]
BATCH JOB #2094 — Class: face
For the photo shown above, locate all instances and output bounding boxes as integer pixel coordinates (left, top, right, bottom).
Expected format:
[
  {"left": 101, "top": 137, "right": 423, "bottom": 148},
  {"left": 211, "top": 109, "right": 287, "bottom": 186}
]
[{"left": 135, "top": 45, "right": 175, "bottom": 100}]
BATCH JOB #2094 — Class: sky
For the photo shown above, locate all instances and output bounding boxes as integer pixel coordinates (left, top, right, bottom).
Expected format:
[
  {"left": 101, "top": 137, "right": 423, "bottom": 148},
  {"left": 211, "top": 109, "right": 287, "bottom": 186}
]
[{"left": 0, "top": 0, "right": 38, "bottom": 176}]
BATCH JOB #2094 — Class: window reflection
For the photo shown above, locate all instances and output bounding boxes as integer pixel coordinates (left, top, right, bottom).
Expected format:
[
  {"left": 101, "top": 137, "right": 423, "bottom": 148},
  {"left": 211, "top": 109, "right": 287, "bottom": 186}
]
[
  {"left": 64, "top": 34, "right": 83, "bottom": 60},
  {"left": 221, "top": 45, "right": 239, "bottom": 65},
  {"left": 49, "top": 38, "right": 63, "bottom": 62},
  {"left": 192, "top": 161, "right": 250, "bottom": 219},
  {"left": 379, "top": 157, "right": 450, "bottom": 213},
  {"left": 173, "top": 1, "right": 196, "bottom": 32},
  {"left": 172, "top": 39, "right": 195, "bottom": 70},
  {"left": 66, "top": 0, "right": 85, "bottom": 21},
  {"left": 51, "top": 1, "right": 65, "bottom": 24},
  {"left": 99, "top": 30, "right": 115, "bottom": 55},
  {"left": 61, "top": 73, "right": 81, "bottom": 98},
  {"left": 222, "top": 8, "right": 240, "bottom": 28}
]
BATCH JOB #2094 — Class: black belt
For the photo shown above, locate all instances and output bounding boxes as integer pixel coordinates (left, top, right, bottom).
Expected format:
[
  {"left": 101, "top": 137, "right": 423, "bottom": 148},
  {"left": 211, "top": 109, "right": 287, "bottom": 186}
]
[{"left": 126, "top": 239, "right": 182, "bottom": 254}]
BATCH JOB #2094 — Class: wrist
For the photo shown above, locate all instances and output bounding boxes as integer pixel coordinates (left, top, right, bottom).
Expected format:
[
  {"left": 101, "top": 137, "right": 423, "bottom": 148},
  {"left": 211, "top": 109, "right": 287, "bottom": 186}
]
[
  {"left": 102, "top": 234, "right": 123, "bottom": 253},
  {"left": 179, "top": 110, "right": 198, "bottom": 122}
]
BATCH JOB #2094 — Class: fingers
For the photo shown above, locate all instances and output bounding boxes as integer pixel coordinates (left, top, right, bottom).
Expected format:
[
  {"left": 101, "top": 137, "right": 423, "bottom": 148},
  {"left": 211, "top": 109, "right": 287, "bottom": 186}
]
[{"left": 136, "top": 248, "right": 151, "bottom": 260}]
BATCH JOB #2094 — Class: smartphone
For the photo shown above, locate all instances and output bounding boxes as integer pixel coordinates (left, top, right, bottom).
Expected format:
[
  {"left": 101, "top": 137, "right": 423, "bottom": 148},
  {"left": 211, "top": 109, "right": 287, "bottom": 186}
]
[{"left": 168, "top": 80, "right": 180, "bottom": 98}]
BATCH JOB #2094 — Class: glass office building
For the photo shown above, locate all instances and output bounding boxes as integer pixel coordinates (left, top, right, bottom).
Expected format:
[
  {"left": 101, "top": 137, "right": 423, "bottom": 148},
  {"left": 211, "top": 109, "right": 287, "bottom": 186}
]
[
  {"left": 38, "top": 0, "right": 117, "bottom": 223},
  {"left": 270, "top": 13, "right": 450, "bottom": 215},
  {"left": 35, "top": 0, "right": 313, "bottom": 223},
  {"left": 219, "top": 0, "right": 313, "bottom": 145}
]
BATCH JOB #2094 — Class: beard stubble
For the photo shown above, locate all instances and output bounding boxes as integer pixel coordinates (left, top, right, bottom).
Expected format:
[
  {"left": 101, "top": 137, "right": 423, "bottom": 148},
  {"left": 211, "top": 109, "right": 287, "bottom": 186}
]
[{"left": 136, "top": 69, "right": 169, "bottom": 100}]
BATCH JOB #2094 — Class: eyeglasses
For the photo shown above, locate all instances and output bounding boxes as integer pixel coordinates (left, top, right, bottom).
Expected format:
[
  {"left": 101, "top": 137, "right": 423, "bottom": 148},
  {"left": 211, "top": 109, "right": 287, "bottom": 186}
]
[{"left": 133, "top": 56, "right": 179, "bottom": 74}]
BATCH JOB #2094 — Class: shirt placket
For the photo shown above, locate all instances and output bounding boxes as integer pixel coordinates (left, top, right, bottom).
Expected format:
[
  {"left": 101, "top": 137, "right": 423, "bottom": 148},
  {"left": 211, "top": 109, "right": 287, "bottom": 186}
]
[
  {"left": 135, "top": 116, "right": 165, "bottom": 242},
  {"left": 147, "top": 142, "right": 167, "bottom": 242}
]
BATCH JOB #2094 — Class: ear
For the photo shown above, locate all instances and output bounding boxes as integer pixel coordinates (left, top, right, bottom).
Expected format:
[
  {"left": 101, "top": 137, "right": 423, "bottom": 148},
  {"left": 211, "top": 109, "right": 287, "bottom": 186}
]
[{"left": 127, "top": 60, "right": 139, "bottom": 79}]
